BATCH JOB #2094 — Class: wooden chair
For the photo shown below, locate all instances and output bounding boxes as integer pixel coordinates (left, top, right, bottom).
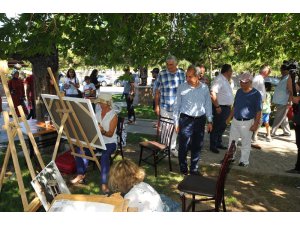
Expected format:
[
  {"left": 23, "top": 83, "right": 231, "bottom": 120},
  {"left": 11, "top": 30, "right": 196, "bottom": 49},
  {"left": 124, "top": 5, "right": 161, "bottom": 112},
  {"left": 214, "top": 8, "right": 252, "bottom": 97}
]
[
  {"left": 177, "top": 140, "right": 236, "bottom": 212},
  {"left": 138, "top": 116, "right": 174, "bottom": 177},
  {"left": 110, "top": 116, "right": 125, "bottom": 164}
]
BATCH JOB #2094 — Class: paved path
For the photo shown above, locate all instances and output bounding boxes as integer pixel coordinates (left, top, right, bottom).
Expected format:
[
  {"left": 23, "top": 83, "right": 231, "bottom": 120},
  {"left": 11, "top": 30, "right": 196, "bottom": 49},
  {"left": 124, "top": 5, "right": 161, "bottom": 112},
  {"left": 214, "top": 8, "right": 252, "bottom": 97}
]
[
  {"left": 125, "top": 118, "right": 299, "bottom": 178},
  {"left": 1, "top": 94, "right": 299, "bottom": 178}
]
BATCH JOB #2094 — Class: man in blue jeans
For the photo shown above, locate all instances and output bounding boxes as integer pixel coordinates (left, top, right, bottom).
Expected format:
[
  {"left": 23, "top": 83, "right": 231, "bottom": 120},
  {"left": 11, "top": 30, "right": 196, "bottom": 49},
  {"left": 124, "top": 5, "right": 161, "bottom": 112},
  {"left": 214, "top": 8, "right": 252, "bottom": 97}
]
[{"left": 173, "top": 65, "right": 213, "bottom": 175}]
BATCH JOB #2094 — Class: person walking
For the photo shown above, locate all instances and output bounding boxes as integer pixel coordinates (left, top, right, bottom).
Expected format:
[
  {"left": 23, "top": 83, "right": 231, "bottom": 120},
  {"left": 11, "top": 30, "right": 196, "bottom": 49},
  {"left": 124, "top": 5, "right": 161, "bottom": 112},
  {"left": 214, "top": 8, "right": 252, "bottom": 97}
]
[
  {"left": 226, "top": 72, "right": 262, "bottom": 167},
  {"left": 271, "top": 64, "right": 293, "bottom": 137},
  {"left": 155, "top": 55, "right": 185, "bottom": 157},
  {"left": 209, "top": 64, "right": 234, "bottom": 153},
  {"left": 252, "top": 64, "right": 271, "bottom": 143},
  {"left": 173, "top": 65, "right": 213, "bottom": 175},
  {"left": 262, "top": 82, "right": 272, "bottom": 142}
]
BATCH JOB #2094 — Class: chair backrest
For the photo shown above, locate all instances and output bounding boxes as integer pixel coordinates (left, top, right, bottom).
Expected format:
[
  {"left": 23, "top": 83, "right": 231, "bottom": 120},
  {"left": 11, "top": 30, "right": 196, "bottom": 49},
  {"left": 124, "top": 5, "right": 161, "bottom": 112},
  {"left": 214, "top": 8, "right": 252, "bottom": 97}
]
[
  {"left": 116, "top": 116, "right": 125, "bottom": 146},
  {"left": 157, "top": 116, "right": 175, "bottom": 148},
  {"left": 214, "top": 140, "right": 236, "bottom": 211}
]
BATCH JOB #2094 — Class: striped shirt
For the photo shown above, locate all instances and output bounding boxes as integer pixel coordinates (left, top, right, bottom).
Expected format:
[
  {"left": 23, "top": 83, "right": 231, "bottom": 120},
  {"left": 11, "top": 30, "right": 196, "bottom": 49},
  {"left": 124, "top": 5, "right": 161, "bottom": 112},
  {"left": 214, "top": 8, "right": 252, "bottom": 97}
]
[
  {"left": 173, "top": 82, "right": 213, "bottom": 126},
  {"left": 156, "top": 69, "right": 186, "bottom": 112}
]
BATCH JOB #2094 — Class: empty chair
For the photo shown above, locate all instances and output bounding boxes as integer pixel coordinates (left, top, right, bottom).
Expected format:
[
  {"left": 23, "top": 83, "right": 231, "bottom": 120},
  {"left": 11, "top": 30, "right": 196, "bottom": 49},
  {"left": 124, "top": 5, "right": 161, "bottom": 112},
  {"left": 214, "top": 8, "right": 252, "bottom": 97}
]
[
  {"left": 138, "top": 116, "right": 174, "bottom": 177},
  {"left": 177, "top": 140, "right": 236, "bottom": 212}
]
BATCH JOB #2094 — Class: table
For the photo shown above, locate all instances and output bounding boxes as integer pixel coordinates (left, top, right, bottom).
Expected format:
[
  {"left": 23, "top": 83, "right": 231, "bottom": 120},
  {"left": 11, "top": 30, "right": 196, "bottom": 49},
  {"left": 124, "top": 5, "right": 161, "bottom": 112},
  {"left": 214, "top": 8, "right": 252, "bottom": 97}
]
[{"left": 20, "top": 119, "right": 58, "bottom": 162}]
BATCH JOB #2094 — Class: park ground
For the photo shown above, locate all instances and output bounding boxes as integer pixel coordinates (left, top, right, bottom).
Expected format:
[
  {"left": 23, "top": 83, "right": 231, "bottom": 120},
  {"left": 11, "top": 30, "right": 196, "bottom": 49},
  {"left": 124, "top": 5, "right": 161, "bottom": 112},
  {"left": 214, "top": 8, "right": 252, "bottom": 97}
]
[{"left": 0, "top": 90, "right": 300, "bottom": 211}]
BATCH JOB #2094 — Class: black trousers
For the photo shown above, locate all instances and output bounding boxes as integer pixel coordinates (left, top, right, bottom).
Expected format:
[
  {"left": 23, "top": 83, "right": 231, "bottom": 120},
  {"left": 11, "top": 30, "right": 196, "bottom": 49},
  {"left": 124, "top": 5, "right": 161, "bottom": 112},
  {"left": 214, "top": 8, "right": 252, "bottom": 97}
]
[
  {"left": 178, "top": 114, "right": 206, "bottom": 173},
  {"left": 125, "top": 94, "right": 135, "bottom": 122},
  {"left": 210, "top": 105, "right": 231, "bottom": 149},
  {"left": 295, "top": 124, "right": 300, "bottom": 170}
]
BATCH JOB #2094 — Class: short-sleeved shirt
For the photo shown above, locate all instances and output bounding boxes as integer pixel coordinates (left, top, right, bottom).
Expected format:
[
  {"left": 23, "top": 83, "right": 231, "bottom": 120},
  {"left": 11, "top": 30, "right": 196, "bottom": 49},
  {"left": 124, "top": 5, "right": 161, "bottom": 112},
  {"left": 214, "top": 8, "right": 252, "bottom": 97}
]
[
  {"left": 83, "top": 83, "right": 96, "bottom": 98},
  {"left": 233, "top": 88, "right": 262, "bottom": 120},
  {"left": 125, "top": 182, "right": 164, "bottom": 212},
  {"left": 272, "top": 74, "right": 289, "bottom": 105},
  {"left": 64, "top": 77, "right": 79, "bottom": 95},
  {"left": 210, "top": 74, "right": 234, "bottom": 105},
  {"left": 252, "top": 74, "right": 266, "bottom": 101},
  {"left": 262, "top": 92, "right": 271, "bottom": 114},
  {"left": 156, "top": 69, "right": 186, "bottom": 112},
  {"left": 123, "top": 74, "right": 135, "bottom": 94}
]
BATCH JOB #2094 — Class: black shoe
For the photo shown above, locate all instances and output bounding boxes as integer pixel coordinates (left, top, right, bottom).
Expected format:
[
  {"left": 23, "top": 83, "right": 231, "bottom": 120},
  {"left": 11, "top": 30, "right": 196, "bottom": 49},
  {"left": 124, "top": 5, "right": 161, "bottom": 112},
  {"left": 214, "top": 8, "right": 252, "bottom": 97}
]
[
  {"left": 217, "top": 144, "right": 227, "bottom": 150},
  {"left": 190, "top": 170, "right": 201, "bottom": 176},
  {"left": 286, "top": 169, "right": 300, "bottom": 174},
  {"left": 238, "top": 162, "right": 248, "bottom": 167},
  {"left": 210, "top": 148, "right": 220, "bottom": 154}
]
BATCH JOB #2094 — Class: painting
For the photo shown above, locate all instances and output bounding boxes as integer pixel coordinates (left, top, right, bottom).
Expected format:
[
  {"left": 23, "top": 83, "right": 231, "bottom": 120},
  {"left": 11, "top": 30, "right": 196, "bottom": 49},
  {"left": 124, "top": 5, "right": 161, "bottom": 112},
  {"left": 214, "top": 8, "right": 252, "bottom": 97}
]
[
  {"left": 41, "top": 94, "right": 106, "bottom": 150},
  {"left": 31, "top": 161, "right": 70, "bottom": 211}
]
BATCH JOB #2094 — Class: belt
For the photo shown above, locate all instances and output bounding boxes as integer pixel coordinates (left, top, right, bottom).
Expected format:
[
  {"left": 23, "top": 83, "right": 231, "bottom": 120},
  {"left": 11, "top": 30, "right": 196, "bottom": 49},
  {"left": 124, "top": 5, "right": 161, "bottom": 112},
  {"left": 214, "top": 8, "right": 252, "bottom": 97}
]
[
  {"left": 235, "top": 117, "right": 252, "bottom": 121},
  {"left": 219, "top": 105, "right": 231, "bottom": 107},
  {"left": 180, "top": 113, "right": 205, "bottom": 120}
]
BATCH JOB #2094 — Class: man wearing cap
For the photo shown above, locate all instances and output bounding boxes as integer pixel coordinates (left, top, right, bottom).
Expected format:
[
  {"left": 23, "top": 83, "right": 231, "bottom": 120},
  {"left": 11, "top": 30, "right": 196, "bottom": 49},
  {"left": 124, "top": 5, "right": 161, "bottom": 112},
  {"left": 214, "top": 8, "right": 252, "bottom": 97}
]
[
  {"left": 252, "top": 64, "right": 271, "bottom": 142},
  {"left": 271, "top": 64, "right": 293, "bottom": 137},
  {"left": 155, "top": 55, "right": 185, "bottom": 157},
  {"left": 209, "top": 64, "right": 234, "bottom": 154},
  {"left": 173, "top": 65, "right": 212, "bottom": 175},
  {"left": 226, "top": 72, "right": 262, "bottom": 167}
]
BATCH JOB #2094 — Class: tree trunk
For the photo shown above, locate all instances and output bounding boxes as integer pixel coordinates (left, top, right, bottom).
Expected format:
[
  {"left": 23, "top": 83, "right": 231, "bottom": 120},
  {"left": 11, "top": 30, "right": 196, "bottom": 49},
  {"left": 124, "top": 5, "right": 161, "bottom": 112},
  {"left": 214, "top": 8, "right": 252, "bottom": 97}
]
[{"left": 28, "top": 45, "right": 59, "bottom": 121}]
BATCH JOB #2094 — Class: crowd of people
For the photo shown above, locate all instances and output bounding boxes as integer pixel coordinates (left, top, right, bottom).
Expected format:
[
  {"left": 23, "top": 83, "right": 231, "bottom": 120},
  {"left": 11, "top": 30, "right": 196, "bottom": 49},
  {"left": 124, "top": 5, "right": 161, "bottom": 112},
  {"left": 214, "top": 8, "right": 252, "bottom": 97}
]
[
  {"left": 1, "top": 57, "right": 299, "bottom": 212},
  {"left": 153, "top": 55, "right": 300, "bottom": 175}
]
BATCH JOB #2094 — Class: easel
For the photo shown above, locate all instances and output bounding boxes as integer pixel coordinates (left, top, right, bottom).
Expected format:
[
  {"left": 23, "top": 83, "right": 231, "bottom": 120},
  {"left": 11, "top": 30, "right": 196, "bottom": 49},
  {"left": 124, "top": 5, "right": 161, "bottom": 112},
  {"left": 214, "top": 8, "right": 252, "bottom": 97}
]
[
  {"left": 46, "top": 67, "right": 101, "bottom": 170},
  {"left": 0, "top": 65, "right": 45, "bottom": 212}
]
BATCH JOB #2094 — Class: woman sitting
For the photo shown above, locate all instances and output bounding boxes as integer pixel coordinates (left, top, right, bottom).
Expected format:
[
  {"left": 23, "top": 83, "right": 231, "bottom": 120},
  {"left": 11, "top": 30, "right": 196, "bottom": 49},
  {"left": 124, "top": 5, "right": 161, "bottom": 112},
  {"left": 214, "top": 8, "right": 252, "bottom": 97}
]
[
  {"left": 71, "top": 93, "right": 117, "bottom": 194},
  {"left": 108, "top": 158, "right": 164, "bottom": 212}
]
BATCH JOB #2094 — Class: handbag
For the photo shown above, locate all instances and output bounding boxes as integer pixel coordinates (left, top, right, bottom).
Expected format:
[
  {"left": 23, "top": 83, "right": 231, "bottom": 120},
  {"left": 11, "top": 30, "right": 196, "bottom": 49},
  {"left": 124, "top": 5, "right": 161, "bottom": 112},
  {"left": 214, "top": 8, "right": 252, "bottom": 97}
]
[{"left": 287, "top": 105, "right": 294, "bottom": 121}]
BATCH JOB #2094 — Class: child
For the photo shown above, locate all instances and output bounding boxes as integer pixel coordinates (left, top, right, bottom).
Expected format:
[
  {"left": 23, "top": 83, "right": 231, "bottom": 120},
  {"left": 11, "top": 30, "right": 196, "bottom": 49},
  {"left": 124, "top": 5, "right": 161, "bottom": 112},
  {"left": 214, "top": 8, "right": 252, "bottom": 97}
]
[
  {"left": 83, "top": 76, "right": 96, "bottom": 111},
  {"left": 263, "top": 82, "right": 272, "bottom": 142}
]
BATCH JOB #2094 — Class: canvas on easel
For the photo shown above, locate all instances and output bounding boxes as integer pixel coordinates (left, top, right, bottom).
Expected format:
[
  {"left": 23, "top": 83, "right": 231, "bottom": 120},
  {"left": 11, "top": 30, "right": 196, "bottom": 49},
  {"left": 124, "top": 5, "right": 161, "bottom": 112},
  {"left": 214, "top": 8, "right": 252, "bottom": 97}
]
[
  {"left": 0, "top": 60, "right": 45, "bottom": 212},
  {"left": 38, "top": 67, "right": 106, "bottom": 171}
]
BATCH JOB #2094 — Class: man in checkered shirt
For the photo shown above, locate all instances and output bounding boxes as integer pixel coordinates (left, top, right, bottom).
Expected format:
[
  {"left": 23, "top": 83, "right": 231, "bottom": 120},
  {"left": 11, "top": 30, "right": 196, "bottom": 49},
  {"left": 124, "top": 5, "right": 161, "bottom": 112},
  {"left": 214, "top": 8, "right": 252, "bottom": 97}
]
[{"left": 154, "top": 55, "right": 186, "bottom": 157}]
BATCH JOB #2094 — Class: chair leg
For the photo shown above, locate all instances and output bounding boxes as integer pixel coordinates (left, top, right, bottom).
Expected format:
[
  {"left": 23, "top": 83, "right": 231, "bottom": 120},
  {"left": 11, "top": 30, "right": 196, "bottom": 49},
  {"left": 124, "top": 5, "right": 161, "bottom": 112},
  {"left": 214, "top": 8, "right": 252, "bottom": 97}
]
[
  {"left": 139, "top": 146, "right": 143, "bottom": 166},
  {"left": 168, "top": 149, "right": 172, "bottom": 172},
  {"left": 153, "top": 150, "right": 158, "bottom": 177},
  {"left": 180, "top": 193, "right": 186, "bottom": 212},
  {"left": 120, "top": 145, "right": 124, "bottom": 159},
  {"left": 222, "top": 196, "right": 226, "bottom": 212},
  {"left": 192, "top": 195, "right": 196, "bottom": 212}
]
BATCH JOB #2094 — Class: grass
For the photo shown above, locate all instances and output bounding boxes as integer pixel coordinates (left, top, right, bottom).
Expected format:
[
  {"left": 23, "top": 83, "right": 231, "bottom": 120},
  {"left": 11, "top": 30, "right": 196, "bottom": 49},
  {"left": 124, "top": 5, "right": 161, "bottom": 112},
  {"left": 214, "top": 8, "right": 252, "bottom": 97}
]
[
  {"left": 113, "top": 94, "right": 157, "bottom": 120},
  {"left": 1, "top": 134, "right": 300, "bottom": 212}
]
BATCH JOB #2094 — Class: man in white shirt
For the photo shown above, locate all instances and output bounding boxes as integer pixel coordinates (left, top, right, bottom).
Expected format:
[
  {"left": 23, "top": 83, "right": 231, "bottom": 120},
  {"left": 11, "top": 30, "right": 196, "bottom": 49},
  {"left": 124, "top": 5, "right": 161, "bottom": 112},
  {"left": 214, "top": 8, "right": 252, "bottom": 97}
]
[
  {"left": 252, "top": 64, "right": 271, "bottom": 143},
  {"left": 210, "top": 64, "right": 234, "bottom": 153}
]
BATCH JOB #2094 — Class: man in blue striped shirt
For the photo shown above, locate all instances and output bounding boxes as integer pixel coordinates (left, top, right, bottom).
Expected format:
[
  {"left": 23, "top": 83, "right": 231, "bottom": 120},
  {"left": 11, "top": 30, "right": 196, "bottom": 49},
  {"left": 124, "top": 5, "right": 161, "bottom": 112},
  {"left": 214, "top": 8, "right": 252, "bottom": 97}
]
[
  {"left": 173, "top": 65, "right": 213, "bottom": 175},
  {"left": 155, "top": 55, "right": 186, "bottom": 157}
]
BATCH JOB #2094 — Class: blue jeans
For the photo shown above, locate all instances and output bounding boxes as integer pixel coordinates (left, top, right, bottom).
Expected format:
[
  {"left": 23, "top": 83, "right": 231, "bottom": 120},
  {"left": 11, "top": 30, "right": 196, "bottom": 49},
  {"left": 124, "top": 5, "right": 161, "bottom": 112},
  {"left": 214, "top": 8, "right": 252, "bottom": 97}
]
[
  {"left": 178, "top": 114, "right": 206, "bottom": 173},
  {"left": 210, "top": 105, "right": 231, "bottom": 149},
  {"left": 75, "top": 143, "right": 117, "bottom": 184}
]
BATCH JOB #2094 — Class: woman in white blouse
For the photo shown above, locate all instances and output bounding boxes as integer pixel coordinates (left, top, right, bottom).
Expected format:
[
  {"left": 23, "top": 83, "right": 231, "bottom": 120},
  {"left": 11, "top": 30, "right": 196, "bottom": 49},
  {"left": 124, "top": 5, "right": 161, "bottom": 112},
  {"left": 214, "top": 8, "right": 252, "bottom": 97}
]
[
  {"left": 71, "top": 93, "right": 117, "bottom": 193},
  {"left": 64, "top": 68, "right": 80, "bottom": 97},
  {"left": 108, "top": 159, "right": 164, "bottom": 212}
]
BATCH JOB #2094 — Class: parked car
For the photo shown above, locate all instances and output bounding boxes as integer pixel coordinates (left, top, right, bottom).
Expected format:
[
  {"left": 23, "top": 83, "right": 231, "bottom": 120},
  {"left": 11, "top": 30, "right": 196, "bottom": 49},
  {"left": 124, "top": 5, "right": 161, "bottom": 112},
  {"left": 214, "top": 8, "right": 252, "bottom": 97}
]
[
  {"left": 97, "top": 74, "right": 113, "bottom": 86},
  {"left": 114, "top": 78, "right": 126, "bottom": 87}
]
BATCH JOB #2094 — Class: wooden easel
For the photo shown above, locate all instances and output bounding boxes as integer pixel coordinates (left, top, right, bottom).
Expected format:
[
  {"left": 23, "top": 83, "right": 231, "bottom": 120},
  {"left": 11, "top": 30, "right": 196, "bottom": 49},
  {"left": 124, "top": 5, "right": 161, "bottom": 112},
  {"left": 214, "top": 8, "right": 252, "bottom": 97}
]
[
  {"left": 46, "top": 67, "right": 101, "bottom": 170},
  {"left": 0, "top": 68, "right": 45, "bottom": 212}
]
